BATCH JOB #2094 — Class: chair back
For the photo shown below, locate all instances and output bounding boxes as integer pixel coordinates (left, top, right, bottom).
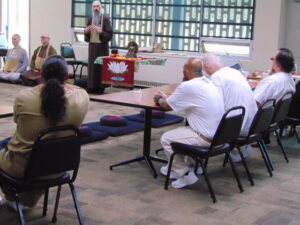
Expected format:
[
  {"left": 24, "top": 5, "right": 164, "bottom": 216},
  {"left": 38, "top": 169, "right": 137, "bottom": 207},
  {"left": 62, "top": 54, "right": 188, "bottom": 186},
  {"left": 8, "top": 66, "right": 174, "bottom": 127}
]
[
  {"left": 272, "top": 91, "right": 293, "bottom": 124},
  {"left": 211, "top": 106, "right": 245, "bottom": 147},
  {"left": 248, "top": 99, "right": 275, "bottom": 137},
  {"left": 60, "top": 43, "right": 76, "bottom": 59},
  {"left": 24, "top": 125, "right": 81, "bottom": 182}
]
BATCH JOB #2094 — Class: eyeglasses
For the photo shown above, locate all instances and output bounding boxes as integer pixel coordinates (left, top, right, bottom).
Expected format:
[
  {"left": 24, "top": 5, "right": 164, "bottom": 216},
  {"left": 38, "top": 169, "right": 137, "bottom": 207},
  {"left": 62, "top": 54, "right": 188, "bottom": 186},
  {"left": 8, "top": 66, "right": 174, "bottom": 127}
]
[{"left": 270, "top": 57, "right": 275, "bottom": 61}]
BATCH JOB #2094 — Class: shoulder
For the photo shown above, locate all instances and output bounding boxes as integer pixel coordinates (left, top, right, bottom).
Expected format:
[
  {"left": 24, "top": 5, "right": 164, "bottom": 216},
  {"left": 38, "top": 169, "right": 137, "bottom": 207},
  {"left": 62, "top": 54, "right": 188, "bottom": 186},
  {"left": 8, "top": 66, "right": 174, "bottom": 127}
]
[{"left": 15, "top": 87, "right": 40, "bottom": 105}]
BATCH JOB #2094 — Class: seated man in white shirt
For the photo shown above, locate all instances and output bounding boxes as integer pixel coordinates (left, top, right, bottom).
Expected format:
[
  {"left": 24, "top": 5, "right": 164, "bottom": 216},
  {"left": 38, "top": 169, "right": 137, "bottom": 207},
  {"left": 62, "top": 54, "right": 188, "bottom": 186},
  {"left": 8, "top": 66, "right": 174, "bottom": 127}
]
[
  {"left": 202, "top": 54, "right": 258, "bottom": 162},
  {"left": 0, "top": 34, "right": 28, "bottom": 83},
  {"left": 254, "top": 48, "right": 296, "bottom": 144},
  {"left": 254, "top": 48, "right": 296, "bottom": 106},
  {"left": 154, "top": 75, "right": 224, "bottom": 189}
]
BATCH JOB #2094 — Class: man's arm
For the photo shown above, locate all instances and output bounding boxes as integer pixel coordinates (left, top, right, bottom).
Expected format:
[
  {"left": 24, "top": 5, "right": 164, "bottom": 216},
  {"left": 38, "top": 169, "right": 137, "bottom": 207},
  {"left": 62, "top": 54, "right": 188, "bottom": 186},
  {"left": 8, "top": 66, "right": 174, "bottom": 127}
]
[
  {"left": 30, "top": 47, "right": 39, "bottom": 69},
  {"left": 84, "top": 17, "right": 92, "bottom": 42},
  {"left": 154, "top": 91, "right": 172, "bottom": 111}
]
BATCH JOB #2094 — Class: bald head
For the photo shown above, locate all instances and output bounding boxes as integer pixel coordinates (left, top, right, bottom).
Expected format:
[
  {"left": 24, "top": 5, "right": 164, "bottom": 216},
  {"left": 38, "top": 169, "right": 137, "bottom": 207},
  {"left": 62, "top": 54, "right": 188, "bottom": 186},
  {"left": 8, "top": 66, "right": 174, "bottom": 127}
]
[
  {"left": 202, "top": 53, "right": 223, "bottom": 76},
  {"left": 183, "top": 57, "right": 203, "bottom": 81}
]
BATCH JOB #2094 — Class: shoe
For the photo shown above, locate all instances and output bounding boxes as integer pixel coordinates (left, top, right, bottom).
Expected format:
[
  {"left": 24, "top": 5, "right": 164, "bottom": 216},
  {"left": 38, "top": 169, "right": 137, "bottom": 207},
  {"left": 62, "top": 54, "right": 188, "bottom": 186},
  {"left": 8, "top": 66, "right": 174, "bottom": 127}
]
[
  {"left": 232, "top": 145, "right": 254, "bottom": 163},
  {"left": 6, "top": 200, "right": 22, "bottom": 212},
  {"left": 171, "top": 171, "right": 199, "bottom": 189},
  {"left": 189, "top": 166, "right": 203, "bottom": 175},
  {"left": 160, "top": 165, "right": 178, "bottom": 179}
]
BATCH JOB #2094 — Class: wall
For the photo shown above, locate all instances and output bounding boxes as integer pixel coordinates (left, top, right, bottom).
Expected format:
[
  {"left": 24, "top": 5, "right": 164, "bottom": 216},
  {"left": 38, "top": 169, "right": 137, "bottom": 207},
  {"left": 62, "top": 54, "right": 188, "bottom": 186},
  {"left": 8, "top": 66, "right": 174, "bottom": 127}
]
[
  {"left": 285, "top": 0, "right": 300, "bottom": 69},
  {"left": 29, "top": 0, "right": 291, "bottom": 84},
  {"left": 30, "top": 0, "right": 72, "bottom": 57}
]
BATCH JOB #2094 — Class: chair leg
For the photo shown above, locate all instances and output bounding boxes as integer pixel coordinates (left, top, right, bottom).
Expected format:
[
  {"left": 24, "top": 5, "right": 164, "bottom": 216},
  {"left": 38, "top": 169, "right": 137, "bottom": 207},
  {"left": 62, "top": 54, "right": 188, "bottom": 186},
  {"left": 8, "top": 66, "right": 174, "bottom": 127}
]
[
  {"left": 15, "top": 194, "right": 25, "bottom": 225},
  {"left": 69, "top": 183, "right": 84, "bottom": 225},
  {"left": 260, "top": 139, "right": 275, "bottom": 171},
  {"left": 227, "top": 153, "right": 243, "bottom": 193},
  {"left": 155, "top": 148, "right": 164, "bottom": 155},
  {"left": 199, "top": 158, "right": 216, "bottom": 203},
  {"left": 204, "top": 158, "right": 209, "bottom": 169},
  {"left": 80, "top": 65, "right": 86, "bottom": 79},
  {"left": 237, "top": 146, "right": 254, "bottom": 186},
  {"left": 52, "top": 185, "right": 62, "bottom": 223},
  {"left": 258, "top": 141, "right": 273, "bottom": 177},
  {"left": 43, "top": 188, "right": 49, "bottom": 217},
  {"left": 164, "top": 153, "right": 176, "bottom": 190},
  {"left": 274, "top": 129, "right": 289, "bottom": 163},
  {"left": 223, "top": 153, "right": 229, "bottom": 168}
]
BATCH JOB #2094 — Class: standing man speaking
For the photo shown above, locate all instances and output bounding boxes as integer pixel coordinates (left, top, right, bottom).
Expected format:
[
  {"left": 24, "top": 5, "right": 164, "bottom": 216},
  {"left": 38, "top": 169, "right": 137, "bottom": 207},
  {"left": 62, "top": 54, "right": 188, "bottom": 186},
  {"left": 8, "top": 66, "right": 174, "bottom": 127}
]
[{"left": 84, "top": 0, "right": 113, "bottom": 93}]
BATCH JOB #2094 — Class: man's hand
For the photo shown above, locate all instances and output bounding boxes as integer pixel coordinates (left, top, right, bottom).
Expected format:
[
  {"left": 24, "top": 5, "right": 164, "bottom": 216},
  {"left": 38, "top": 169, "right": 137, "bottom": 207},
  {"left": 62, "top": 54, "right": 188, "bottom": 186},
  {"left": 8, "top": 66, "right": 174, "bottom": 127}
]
[
  {"left": 84, "top": 25, "right": 92, "bottom": 34},
  {"left": 91, "top": 25, "right": 102, "bottom": 34},
  {"left": 153, "top": 91, "right": 171, "bottom": 110}
]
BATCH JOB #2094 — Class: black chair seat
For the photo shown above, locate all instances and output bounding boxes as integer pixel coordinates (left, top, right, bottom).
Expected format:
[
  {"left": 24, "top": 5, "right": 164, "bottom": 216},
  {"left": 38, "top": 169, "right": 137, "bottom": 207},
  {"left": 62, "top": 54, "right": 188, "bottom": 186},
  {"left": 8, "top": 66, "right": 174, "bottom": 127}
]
[
  {"left": 285, "top": 116, "right": 300, "bottom": 125},
  {"left": 66, "top": 60, "right": 83, "bottom": 66},
  {"left": 236, "top": 134, "right": 262, "bottom": 145},
  {"left": 0, "top": 170, "right": 70, "bottom": 190},
  {"left": 172, "top": 142, "right": 229, "bottom": 157}
]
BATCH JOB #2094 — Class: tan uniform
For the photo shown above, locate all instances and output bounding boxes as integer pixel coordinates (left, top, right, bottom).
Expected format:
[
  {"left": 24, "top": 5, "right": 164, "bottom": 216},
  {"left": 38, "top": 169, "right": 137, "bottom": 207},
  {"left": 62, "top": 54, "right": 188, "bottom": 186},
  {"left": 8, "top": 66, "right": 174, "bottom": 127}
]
[{"left": 0, "top": 85, "right": 89, "bottom": 207}]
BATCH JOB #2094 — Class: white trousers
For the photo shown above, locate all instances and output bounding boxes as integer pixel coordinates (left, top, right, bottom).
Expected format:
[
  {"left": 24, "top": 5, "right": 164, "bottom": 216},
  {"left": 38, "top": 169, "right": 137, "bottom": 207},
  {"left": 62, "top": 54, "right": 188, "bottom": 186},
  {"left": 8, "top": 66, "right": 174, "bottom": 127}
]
[
  {"left": 0, "top": 71, "right": 21, "bottom": 82},
  {"left": 160, "top": 126, "right": 210, "bottom": 177}
]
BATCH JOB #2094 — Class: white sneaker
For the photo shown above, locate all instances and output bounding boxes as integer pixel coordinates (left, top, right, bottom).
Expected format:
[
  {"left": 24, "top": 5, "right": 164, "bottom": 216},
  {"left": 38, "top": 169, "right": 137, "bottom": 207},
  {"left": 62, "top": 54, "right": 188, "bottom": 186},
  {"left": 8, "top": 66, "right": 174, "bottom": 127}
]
[
  {"left": 171, "top": 171, "right": 199, "bottom": 189},
  {"left": 6, "top": 200, "right": 22, "bottom": 212},
  {"left": 160, "top": 165, "right": 178, "bottom": 179},
  {"left": 232, "top": 145, "right": 254, "bottom": 163},
  {"left": 189, "top": 166, "right": 203, "bottom": 175}
]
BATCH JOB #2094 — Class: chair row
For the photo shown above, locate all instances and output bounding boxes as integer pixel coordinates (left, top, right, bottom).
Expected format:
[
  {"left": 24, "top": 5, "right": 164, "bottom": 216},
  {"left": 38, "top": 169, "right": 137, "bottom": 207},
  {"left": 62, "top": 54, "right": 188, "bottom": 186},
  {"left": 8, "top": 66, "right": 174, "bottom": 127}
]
[{"left": 164, "top": 91, "right": 295, "bottom": 203}]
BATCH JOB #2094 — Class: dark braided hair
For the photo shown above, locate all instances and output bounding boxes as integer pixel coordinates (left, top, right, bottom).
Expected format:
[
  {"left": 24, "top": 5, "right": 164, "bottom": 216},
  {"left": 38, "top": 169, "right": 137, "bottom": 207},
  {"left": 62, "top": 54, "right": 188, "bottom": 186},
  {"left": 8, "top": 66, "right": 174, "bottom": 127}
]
[
  {"left": 276, "top": 48, "right": 295, "bottom": 73},
  {"left": 41, "top": 55, "right": 67, "bottom": 125}
]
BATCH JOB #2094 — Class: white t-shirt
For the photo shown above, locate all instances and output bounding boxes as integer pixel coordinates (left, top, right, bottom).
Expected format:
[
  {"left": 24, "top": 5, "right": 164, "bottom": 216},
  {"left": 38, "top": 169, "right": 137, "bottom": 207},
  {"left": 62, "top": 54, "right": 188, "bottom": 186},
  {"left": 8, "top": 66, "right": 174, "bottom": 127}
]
[
  {"left": 254, "top": 72, "right": 296, "bottom": 104},
  {"left": 210, "top": 67, "right": 257, "bottom": 135},
  {"left": 166, "top": 77, "right": 224, "bottom": 139}
]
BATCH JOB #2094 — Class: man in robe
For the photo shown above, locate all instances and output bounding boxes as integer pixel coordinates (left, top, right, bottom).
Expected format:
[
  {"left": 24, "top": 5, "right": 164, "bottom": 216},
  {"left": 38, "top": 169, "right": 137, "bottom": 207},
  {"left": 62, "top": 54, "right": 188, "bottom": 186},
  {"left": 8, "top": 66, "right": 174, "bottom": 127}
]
[
  {"left": 84, "top": 0, "right": 113, "bottom": 93},
  {"left": 20, "top": 33, "right": 57, "bottom": 86},
  {"left": 0, "top": 34, "right": 28, "bottom": 83}
]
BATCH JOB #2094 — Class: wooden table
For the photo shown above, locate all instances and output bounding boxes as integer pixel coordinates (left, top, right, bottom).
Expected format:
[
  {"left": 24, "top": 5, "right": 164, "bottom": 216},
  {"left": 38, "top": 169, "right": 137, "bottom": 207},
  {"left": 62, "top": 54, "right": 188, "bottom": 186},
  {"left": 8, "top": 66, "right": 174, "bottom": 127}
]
[
  {"left": 90, "top": 84, "right": 179, "bottom": 178},
  {"left": 0, "top": 105, "right": 13, "bottom": 118}
]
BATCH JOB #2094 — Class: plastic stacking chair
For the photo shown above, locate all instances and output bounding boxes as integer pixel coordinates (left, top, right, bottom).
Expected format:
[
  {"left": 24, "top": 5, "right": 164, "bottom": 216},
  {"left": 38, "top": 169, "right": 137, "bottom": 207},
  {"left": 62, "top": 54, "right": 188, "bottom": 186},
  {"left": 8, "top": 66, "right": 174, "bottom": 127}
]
[
  {"left": 0, "top": 125, "right": 84, "bottom": 225},
  {"left": 164, "top": 106, "right": 245, "bottom": 203},
  {"left": 60, "top": 43, "right": 86, "bottom": 80},
  {"left": 268, "top": 92, "right": 293, "bottom": 164},
  {"left": 228, "top": 99, "right": 276, "bottom": 184}
]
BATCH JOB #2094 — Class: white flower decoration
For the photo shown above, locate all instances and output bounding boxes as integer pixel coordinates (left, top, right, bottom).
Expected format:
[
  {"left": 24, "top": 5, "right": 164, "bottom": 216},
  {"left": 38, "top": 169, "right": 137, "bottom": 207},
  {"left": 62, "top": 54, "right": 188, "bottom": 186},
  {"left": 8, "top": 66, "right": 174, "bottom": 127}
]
[{"left": 107, "top": 61, "right": 128, "bottom": 75}]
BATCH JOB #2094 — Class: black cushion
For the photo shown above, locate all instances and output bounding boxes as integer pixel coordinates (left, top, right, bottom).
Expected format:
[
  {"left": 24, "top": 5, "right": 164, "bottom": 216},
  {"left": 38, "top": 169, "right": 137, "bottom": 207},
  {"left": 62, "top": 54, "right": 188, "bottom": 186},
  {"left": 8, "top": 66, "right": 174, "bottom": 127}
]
[{"left": 100, "top": 116, "right": 128, "bottom": 127}]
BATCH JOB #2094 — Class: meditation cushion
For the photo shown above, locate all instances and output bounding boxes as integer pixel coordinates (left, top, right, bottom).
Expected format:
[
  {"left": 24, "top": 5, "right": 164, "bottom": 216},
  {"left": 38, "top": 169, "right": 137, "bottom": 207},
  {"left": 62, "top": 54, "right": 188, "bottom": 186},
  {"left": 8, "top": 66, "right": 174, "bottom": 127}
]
[
  {"left": 79, "top": 126, "right": 92, "bottom": 137},
  {"left": 100, "top": 115, "right": 128, "bottom": 127},
  {"left": 83, "top": 120, "right": 144, "bottom": 137},
  {"left": 125, "top": 113, "right": 184, "bottom": 128},
  {"left": 139, "top": 110, "right": 166, "bottom": 119},
  {"left": 80, "top": 130, "right": 109, "bottom": 145}
]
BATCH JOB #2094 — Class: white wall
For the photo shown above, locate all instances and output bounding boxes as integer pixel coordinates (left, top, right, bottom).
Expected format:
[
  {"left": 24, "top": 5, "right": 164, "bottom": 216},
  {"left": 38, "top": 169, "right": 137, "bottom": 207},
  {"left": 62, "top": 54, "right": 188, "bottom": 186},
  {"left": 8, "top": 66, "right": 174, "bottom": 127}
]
[
  {"left": 30, "top": 0, "right": 72, "bottom": 57},
  {"left": 29, "top": 0, "right": 295, "bottom": 84},
  {"left": 285, "top": 0, "right": 300, "bottom": 69}
]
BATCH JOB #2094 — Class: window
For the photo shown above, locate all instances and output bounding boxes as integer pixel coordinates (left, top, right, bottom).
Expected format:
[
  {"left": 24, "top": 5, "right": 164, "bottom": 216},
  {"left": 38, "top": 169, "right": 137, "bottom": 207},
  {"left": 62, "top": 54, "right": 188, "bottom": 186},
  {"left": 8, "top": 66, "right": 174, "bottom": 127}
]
[{"left": 72, "top": 0, "right": 255, "bottom": 56}]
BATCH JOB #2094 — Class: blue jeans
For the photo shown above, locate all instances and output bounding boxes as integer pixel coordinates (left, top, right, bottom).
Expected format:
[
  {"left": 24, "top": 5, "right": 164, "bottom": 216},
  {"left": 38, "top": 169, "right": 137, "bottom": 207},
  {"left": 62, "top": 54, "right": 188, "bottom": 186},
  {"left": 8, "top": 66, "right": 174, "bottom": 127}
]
[{"left": 0, "top": 137, "right": 11, "bottom": 151}]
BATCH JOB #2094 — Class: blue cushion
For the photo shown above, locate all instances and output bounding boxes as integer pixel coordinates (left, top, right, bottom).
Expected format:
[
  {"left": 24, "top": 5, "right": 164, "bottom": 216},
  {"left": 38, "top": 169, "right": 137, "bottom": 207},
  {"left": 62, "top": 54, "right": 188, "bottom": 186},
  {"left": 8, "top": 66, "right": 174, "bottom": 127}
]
[
  {"left": 80, "top": 130, "right": 109, "bottom": 145},
  {"left": 0, "top": 137, "right": 11, "bottom": 150},
  {"left": 139, "top": 110, "right": 166, "bottom": 119},
  {"left": 124, "top": 113, "right": 184, "bottom": 128},
  {"left": 100, "top": 115, "right": 128, "bottom": 127},
  {"left": 79, "top": 126, "right": 92, "bottom": 137},
  {"left": 83, "top": 121, "right": 144, "bottom": 137}
]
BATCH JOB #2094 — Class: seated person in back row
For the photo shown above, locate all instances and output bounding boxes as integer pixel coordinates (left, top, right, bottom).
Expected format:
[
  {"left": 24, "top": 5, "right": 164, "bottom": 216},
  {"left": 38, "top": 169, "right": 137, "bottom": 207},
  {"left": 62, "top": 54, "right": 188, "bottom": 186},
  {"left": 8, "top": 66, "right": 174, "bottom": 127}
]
[
  {"left": 0, "top": 34, "right": 28, "bottom": 83},
  {"left": 0, "top": 55, "right": 89, "bottom": 210},
  {"left": 21, "top": 33, "right": 57, "bottom": 86}
]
